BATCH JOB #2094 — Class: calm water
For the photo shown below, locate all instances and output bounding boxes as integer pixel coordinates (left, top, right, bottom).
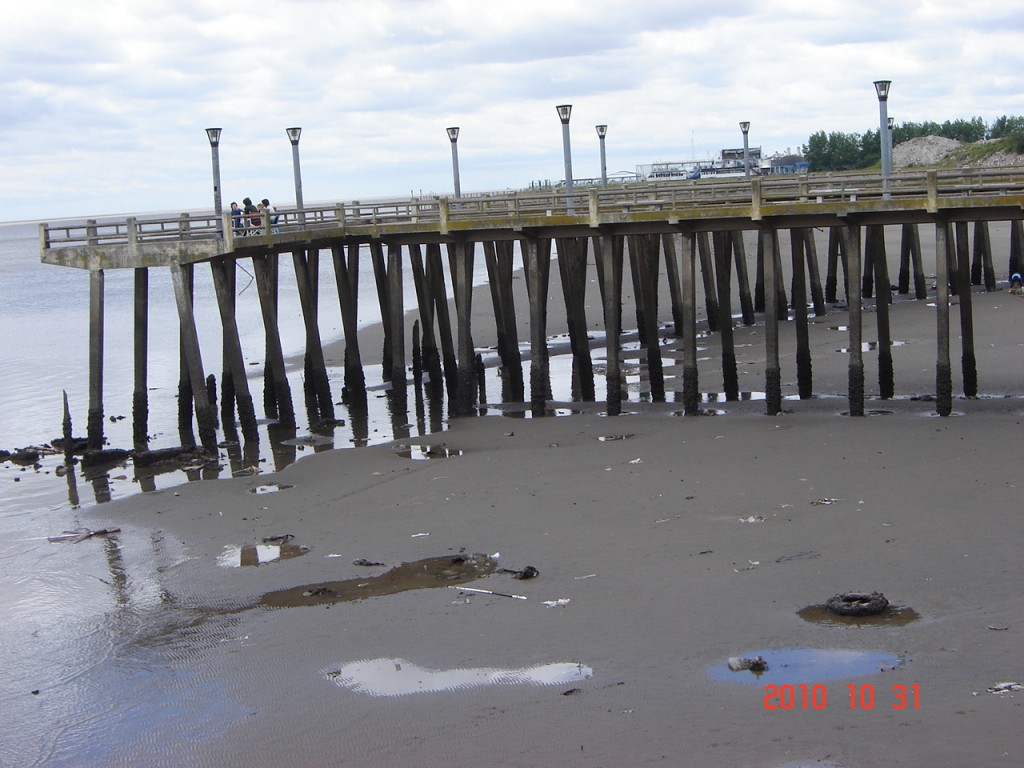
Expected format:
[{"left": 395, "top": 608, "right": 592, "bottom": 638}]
[{"left": 0, "top": 219, "right": 511, "bottom": 515}]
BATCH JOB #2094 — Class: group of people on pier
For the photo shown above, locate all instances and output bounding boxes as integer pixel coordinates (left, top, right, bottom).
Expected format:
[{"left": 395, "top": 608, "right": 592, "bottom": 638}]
[{"left": 230, "top": 197, "right": 278, "bottom": 235}]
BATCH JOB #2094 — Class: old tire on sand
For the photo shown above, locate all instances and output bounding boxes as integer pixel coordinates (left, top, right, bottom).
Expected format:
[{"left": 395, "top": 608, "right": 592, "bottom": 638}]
[{"left": 826, "top": 591, "right": 889, "bottom": 616}]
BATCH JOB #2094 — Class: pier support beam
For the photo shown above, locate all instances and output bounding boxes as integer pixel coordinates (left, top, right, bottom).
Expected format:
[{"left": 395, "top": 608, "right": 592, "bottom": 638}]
[
  {"left": 524, "top": 237, "right": 551, "bottom": 415},
  {"left": 674, "top": 231, "right": 700, "bottom": 414},
  {"left": 790, "top": 229, "right": 812, "bottom": 399},
  {"left": 252, "top": 254, "right": 295, "bottom": 427},
  {"left": 971, "top": 221, "right": 996, "bottom": 291},
  {"left": 732, "top": 231, "right": 756, "bottom": 325},
  {"left": 825, "top": 227, "right": 848, "bottom": 304},
  {"left": 453, "top": 240, "right": 476, "bottom": 416},
  {"left": 558, "top": 237, "right": 595, "bottom": 402},
  {"left": 712, "top": 231, "right": 738, "bottom": 401},
  {"left": 427, "top": 244, "right": 458, "bottom": 399},
  {"left": 87, "top": 269, "right": 105, "bottom": 451},
  {"left": 954, "top": 222, "right": 978, "bottom": 397},
  {"left": 331, "top": 244, "right": 366, "bottom": 397},
  {"left": 761, "top": 227, "right": 782, "bottom": 415},
  {"left": 211, "top": 257, "right": 259, "bottom": 443},
  {"left": 844, "top": 225, "right": 865, "bottom": 416},
  {"left": 387, "top": 242, "right": 407, "bottom": 390},
  {"left": 293, "top": 249, "right": 335, "bottom": 423},
  {"left": 600, "top": 234, "right": 624, "bottom": 413},
  {"left": 935, "top": 222, "right": 953, "bottom": 416},
  {"left": 169, "top": 262, "right": 217, "bottom": 451},
  {"left": 132, "top": 267, "right": 148, "bottom": 449},
  {"left": 868, "top": 225, "right": 894, "bottom": 399},
  {"left": 898, "top": 223, "right": 927, "bottom": 299}
]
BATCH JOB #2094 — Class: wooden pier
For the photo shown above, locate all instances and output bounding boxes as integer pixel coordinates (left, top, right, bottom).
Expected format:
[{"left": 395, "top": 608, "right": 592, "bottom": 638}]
[{"left": 40, "top": 168, "right": 1024, "bottom": 454}]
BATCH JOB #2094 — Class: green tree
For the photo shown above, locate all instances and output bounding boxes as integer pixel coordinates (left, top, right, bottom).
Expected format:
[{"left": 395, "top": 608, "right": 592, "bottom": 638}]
[{"left": 988, "top": 115, "right": 1024, "bottom": 139}]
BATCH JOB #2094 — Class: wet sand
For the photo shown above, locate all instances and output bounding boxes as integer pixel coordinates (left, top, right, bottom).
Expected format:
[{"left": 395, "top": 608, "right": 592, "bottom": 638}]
[{"left": 15, "top": 226, "right": 1024, "bottom": 767}]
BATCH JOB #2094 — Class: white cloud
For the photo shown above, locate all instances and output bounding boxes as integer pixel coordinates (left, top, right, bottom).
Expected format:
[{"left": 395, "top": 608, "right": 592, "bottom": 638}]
[{"left": 1, "top": 0, "right": 1021, "bottom": 221}]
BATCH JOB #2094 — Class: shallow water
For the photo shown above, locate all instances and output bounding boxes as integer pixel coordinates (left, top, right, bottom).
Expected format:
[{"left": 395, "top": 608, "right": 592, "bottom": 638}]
[{"left": 707, "top": 647, "right": 904, "bottom": 685}]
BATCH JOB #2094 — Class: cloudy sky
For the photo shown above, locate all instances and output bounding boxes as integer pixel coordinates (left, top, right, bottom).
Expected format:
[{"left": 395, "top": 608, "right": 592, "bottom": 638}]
[{"left": 2, "top": 0, "right": 1021, "bottom": 222}]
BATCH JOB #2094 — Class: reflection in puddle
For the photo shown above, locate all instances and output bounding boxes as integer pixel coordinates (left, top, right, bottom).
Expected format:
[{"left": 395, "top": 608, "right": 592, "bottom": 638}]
[
  {"left": 324, "top": 658, "right": 593, "bottom": 696},
  {"left": 838, "top": 340, "right": 907, "bottom": 353},
  {"left": 250, "top": 482, "right": 293, "bottom": 494},
  {"left": 797, "top": 604, "right": 921, "bottom": 627},
  {"left": 280, "top": 434, "right": 335, "bottom": 447},
  {"left": 260, "top": 554, "right": 496, "bottom": 607},
  {"left": 394, "top": 444, "right": 463, "bottom": 460},
  {"left": 707, "top": 647, "right": 904, "bottom": 685},
  {"left": 217, "top": 543, "right": 310, "bottom": 567}
]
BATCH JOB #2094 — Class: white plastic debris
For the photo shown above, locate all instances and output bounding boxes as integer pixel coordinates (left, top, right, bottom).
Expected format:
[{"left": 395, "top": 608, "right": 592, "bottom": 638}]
[
  {"left": 738, "top": 515, "right": 765, "bottom": 523},
  {"left": 543, "top": 598, "right": 572, "bottom": 608},
  {"left": 987, "top": 682, "right": 1023, "bottom": 695},
  {"left": 410, "top": 532, "right": 430, "bottom": 538}
]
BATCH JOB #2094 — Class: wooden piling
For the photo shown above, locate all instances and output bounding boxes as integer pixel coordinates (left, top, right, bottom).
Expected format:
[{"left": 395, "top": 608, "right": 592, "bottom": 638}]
[
  {"left": 972, "top": 221, "right": 996, "bottom": 291},
  {"left": 801, "top": 229, "right": 826, "bottom": 317},
  {"left": 1010, "top": 220, "right": 1023, "bottom": 278},
  {"left": 557, "top": 237, "right": 595, "bottom": 402},
  {"left": 954, "top": 222, "right": 978, "bottom": 397},
  {"left": 292, "top": 249, "right": 336, "bottom": 421},
  {"left": 219, "top": 259, "right": 236, "bottom": 429},
  {"left": 210, "top": 257, "right": 259, "bottom": 442},
  {"left": 762, "top": 227, "right": 782, "bottom": 415},
  {"left": 169, "top": 263, "right": 217, "bottom": 451},
  {"left": 387, "top": 242, "right": 406, "bottom": 389},
  {"left": 712, "top": 231, "right": 738, "bottom": 401},
  {"left": 790, "top": 229, "right": 812, "bottom": 399},
  {"left": 675, "top": 231, "right": 700, "bottom": 415},
  {"left": 825, "top": 227, "right": 847, "bottom": 304},
  {"left": 660, "top": 233, "right": 686, "bottom": 335},
  {"left": 252, "top": 254, "right": 295, "bottom": 427},
  {"left": 844, "top": 225, "right": 865, "bottom": 416},
  {"left": 427, "top": 243, "right": 458, "bottom": 399},
  {"left": 176, "top": 262, "right": 196, "bottom": 447},
  {"left": 132, "top": 267, "right": 148, "bottom": 449},
  {"left": 697, "top": 233, "right": 719, "bottom": 332},
  {"left": 637, "top": 234, "right": 664, "bottom": 402},
  {"left": 370, "top": 241, "right": 392, "bottom": 380},
  {"left": 868, "top": 226, "right": 894, "bottom": 399},
  {"left": 496, "top": 240, "right": 524, "bottom": 401},
  {"left": 731, "top": 231, "right": 756, "bottom": 325},
  {"left": 452, "top": 240, "right": 476, "bottom": 415},
  {"left": 600, "top": 234, "right": 624, "bottom": 413},
  {"left": 524, "top": 237, "right": 551, "bottom": 415},
  {"left": 330, "top": 244, "right": 366, "bottom": 396},
  {"left": 935, "top": 222, "right": 953, "bottom": 416}
]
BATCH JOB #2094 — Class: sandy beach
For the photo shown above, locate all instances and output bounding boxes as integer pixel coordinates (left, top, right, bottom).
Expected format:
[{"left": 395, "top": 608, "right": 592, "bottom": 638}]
[{"left": 6, "top": 225, "right": 1024, "bottom": 768}]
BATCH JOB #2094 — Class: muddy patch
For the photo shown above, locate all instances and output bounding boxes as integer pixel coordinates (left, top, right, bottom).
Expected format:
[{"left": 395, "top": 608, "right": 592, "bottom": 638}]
[
  {"left": 797, "top": 603, "right": 921, "bottom": 627},
  {"left": 260, "top": 554, "right": 497, "bottom": 607}
]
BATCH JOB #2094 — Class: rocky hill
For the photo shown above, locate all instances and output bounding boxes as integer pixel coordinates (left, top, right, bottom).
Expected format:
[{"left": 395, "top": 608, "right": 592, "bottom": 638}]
[{"left": 893, "top": 135, "right": 1024, "bottom": 169}]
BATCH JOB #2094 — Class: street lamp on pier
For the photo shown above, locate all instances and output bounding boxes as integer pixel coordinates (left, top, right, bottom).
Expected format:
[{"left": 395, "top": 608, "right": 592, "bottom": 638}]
[
  {"left": 595, "top": 124, "right": 608, "bottom": 187},
  {"left": 286, "top": 127, "right": 304, "bottom": 220},
  {"left": 556, "top": 104, "right": 574, "bottom": 213},
  {"left": 447, "top": 127, "right": 462, "bottom": 198},
  {"left": 206, "top": 128, "right": 223, "bottom": 233},
  {"left": 873, "top": 80, "right": 893, "bottom": 198},
  {"left": 739, "top": 121, "right": 751, "bottom": 179}
]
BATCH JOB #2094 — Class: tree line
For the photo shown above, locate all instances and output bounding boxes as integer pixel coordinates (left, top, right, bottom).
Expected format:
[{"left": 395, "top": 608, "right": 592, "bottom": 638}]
[{"left": 802, "top": 115, "right": 1024, "bottom": 172}]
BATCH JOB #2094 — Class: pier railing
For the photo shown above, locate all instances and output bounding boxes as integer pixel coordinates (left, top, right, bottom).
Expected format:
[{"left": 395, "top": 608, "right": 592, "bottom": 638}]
[{"left": 40, "top": 167, "right": 1024, "bottom": 269}]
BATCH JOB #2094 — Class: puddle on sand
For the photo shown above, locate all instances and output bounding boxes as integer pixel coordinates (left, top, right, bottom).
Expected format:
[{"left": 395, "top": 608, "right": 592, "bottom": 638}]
[
  {"left": 324, "top": 658, "right": 593, "bottom": 696},
  {"left": 260, "top": 554, "right": 497, "bottom": 607},
  {"left": 394, "top": 444, "right": 463, "bottom": 460},
  {"left": 798, "top": 604, "right": 921, "bottom": 627},
  {"left": 707, "top": 647, "right": 904, "bottom": 685},
  {"left": 218, "top": 542, "right": 310, "bottom": 567},
  {"left": 249, "top": 482, "right": 293, "bottom": 494}
]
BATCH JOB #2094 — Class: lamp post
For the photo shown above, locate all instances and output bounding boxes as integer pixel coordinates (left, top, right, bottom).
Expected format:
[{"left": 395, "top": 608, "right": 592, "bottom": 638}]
[
  {"left": 739, "top": 121, "right": 751, "bottom": 179},
  {"left": 447, "top": 126, "right": 461, "bottom": 198},
  {"left": 286, "top": 126, "right": 304, "bottom": 221},
  {"left": 206, "top": 128, "right": 223, "bottom": 233},
  {"left": 595, "top": 124, "right": 608, "bottom": 187},
  {"left": 873, "top": 80, "right": 892, "bottom": 198},
  {"left": 556, "top": 104, "right": 574, "bottom": 213},
  {"left": 887, "top": 116, "right": 895, "bottom": 176}
]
